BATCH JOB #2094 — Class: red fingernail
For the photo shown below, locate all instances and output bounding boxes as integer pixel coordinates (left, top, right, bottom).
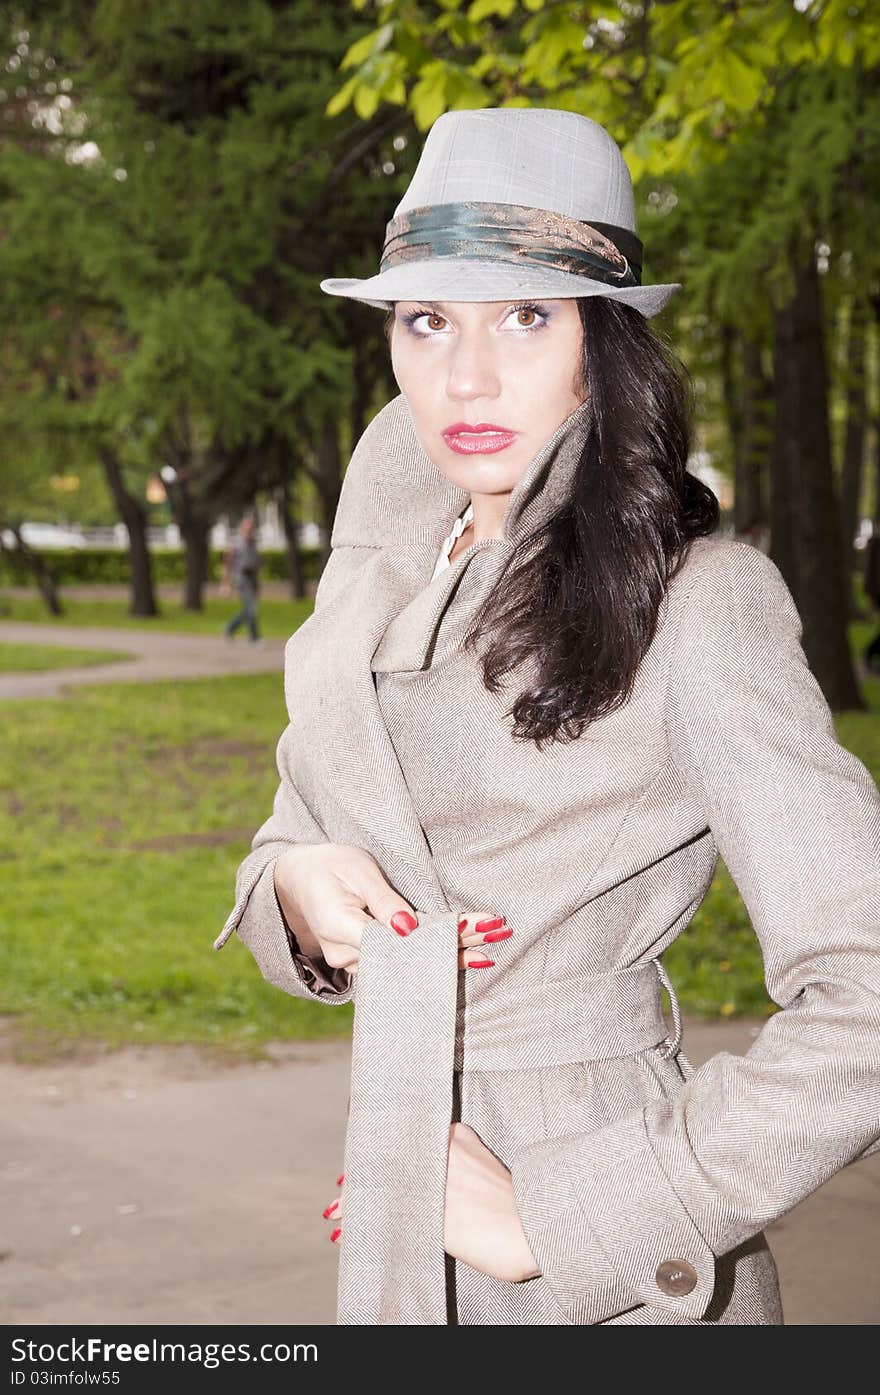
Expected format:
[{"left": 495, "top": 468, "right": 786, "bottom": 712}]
[
  {"left": 330, "top": 1227, "right": 342, "bottom": 1243},
  {"left": 482, "top": 928, "right": 513, "bottom": 943},
  {"left": 467, "top": 958, "right": 495, "bottom": 968},
  {"left": 457, "top": 917, "right": 468, "bottom": 931},
  {"left": 475, "top": 916, "right": 504, "bottom": 932},
  {"left": 391, "top": 910, "right": 418, "bottom": 935},
  {"left": 322, "top": 1201, "right": 339, "bottom": 1218},
  {"left": 336, "top": 1173, "right": 345, "bottom": 1187}
]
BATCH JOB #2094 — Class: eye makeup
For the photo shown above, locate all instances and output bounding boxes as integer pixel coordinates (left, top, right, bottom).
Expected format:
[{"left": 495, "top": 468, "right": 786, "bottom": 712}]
[{"left": 397, "top": 301, "right": 553, "bottom": 335}]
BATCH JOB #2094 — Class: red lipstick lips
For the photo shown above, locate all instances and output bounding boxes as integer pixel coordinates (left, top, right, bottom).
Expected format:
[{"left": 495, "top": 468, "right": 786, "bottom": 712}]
[{"left": 442, "top": 422, "right": 518, "bottom": 455}]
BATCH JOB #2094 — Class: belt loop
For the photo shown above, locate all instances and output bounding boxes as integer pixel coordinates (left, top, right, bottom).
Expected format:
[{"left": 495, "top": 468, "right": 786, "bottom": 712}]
[{"left": 653, "top": 958, "right": 682, "bottom": 1060}]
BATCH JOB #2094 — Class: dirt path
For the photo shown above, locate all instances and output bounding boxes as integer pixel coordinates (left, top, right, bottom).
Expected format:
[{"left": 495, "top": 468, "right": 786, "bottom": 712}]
[
  {"left": 0, "top": 622, "right": 285, "bottom": 699},
  {"left": 1, "top": 1018, "right": 877, "bottom": 1325}
]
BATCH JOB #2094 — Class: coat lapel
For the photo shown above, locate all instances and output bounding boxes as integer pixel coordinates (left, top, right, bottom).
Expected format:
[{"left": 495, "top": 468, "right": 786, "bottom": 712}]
[
  {"left": 290, "top": 545, "right": 452, "bottom": 907},
  {"left": 364, "top": 393, "right": 594, "bottom": 675},
  {"left": 369, "top": 537, "right": 503, "bottom": 673}
]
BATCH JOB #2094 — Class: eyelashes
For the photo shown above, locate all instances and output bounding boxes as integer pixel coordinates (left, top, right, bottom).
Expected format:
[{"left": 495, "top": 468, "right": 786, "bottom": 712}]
[{"left": 399, "top": 301, "right": 551, "bottom": 335}]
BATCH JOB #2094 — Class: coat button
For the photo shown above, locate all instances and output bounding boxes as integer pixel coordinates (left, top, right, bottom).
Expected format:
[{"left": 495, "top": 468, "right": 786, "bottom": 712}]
[{"left": 655, "top": 1259, "right": 698, "bottom": 1296}]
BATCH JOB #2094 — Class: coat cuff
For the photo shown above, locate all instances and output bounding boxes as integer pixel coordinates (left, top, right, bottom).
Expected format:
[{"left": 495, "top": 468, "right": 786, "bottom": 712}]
[
  {"left": 216, "top": 854, "right": 355, "bottom": 1005},
  {"left": 509, "top": 1106, "right": 716, "bottom": 1323}
]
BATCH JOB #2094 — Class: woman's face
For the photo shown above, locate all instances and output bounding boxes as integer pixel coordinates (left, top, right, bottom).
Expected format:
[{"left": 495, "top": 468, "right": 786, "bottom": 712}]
[{"left": 389, "top": 299, "right": 586, "bottom": 497}]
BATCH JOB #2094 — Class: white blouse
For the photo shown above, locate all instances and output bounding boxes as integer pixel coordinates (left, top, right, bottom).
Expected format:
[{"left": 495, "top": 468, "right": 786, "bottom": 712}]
[{"left": 430, "top": 500, "right": 474, "bottom": 581}]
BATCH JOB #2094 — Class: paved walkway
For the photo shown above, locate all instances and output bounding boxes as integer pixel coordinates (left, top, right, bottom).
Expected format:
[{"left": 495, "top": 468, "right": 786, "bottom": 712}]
[
  {"left": 1, "top": 1018, "right": 877, "bottom": 1325},
  {"left": 0, "top": 622, "right": 285, "bottom": 699}
]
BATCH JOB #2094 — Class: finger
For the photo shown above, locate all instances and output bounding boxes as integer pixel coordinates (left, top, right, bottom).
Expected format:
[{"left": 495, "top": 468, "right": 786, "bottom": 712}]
[
  {"left": 337, "top": 896, "right": 418, "bottom": 944},
  {"left": 308, "top": 908, "right": 364, "bottom": 971},
  {"left": 329, "top": 1224, "right": 342, "bottom": 1244},
  {"left": 313, "top": 933, "right": 360, "bottom": 973},
  {"left": 459, "top": 926, "right": 513, "bottom": 948},
  {"left": 322, "top": 1195, "right": 343, "bottom": 1221},
  {"left": 457, "top": 912, "right": 512, "bottom": 948},
  {"left": 458, "top": 945, "right": 496, "bottom": 971},
  {"left": 359, "top": 868, "right": 421, "bottom": 937}
]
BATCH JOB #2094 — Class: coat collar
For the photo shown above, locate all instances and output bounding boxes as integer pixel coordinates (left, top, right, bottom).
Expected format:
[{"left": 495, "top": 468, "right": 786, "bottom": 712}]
[{"left": 331, "top": 392, "right": 594, "bottom": 673}]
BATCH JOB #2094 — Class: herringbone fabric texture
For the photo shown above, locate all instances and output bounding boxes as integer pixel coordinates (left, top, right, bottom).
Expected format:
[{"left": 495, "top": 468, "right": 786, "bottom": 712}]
[{"left": 215, "top": 393, "right": 880, "bottom": 1325}]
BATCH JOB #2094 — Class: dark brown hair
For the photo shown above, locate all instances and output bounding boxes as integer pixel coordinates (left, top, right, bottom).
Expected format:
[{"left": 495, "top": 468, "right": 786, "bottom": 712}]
[{"left": 384, "top": 297, "right": 719, "bottom": 748}]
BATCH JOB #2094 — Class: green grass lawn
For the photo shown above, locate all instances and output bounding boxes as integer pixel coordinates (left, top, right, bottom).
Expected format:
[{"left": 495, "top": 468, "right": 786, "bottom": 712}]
[
  {"left": 0, "top": 591, "right": 311, "bottom": 639},
  {"left": 0, "top": 641, "right": 136, "bottom": 673},
  {"left": 1, "top": 672, "right": 354, "bottom": 1062},
  {"left": 1, "top": 615, "right": 878, "bottom": 1061}
]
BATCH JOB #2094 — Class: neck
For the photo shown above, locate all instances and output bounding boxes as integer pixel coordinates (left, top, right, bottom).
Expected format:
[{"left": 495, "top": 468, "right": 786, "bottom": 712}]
[{"left": 465, "top": 491, "right": 507, "bottom": 543}]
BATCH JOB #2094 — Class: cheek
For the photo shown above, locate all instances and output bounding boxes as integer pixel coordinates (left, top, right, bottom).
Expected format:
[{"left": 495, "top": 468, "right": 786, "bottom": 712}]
[
  {"left": 512, "top": 339, "right": 584, "bottom": 419},
  {"left": 390, "top": 342, "right": 436, "bottom": 438},
  {"left": 391, "top": 338, "right": 430, "bottom": 404}
]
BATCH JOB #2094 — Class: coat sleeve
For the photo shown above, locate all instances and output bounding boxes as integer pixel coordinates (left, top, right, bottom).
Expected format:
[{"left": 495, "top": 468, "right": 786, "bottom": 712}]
[
  {"left": 509, "top": 539, "right": 880, "bottom": 1324},
  {"left": 211, "top": 547, "right": 376, "bottom": 1006}
]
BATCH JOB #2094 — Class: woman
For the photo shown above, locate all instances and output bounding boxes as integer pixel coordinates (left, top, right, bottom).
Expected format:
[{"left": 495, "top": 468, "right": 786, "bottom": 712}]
[{"left": 214, "top": 108, "right": 880, "bottom": 1325}]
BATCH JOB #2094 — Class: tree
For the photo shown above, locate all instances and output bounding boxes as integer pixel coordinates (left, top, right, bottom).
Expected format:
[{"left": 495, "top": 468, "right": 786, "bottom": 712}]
[{"left": 2, "top": 1, "right": 404, "bottom": 611}]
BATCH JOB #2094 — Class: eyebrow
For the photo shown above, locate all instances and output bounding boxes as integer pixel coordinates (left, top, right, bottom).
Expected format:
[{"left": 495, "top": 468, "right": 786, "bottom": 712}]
[{"left": 397, "top": 301, "right": 501, "bottom": 311}]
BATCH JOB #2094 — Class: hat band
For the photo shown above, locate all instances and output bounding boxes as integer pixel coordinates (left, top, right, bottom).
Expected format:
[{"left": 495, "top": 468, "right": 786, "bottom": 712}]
[{"left": 380, "top": 201, "right": 643, "bottom": 288}]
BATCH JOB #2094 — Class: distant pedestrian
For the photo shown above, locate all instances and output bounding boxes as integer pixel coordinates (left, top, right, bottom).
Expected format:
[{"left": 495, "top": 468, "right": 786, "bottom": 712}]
[
  {"left": 864, "top": 527, "right": 880, "bottom": 672},
  {"left": 221, "top": 515, "right": 262, "bottom": 643}
]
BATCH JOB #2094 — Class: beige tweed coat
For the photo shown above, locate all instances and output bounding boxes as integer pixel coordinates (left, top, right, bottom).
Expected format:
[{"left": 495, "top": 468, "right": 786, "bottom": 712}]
[{"left": 214, "top": 393, "right": 880, "bottom": 1326}]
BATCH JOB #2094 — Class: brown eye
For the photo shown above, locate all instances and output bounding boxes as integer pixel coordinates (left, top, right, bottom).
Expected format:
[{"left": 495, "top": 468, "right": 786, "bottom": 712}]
[
  {"left": 516, "top": 307, "right": 537, "bottom": 327},
  {"left": 427, "top": 313, "right": 447, "bottom": 331}
]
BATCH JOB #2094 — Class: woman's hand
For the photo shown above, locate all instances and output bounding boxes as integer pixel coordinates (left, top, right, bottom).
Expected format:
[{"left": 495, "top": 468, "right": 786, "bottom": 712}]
[
  {"left": 323, "top": 1172, "right": 344, "bottom": 1245},
  {"left": 443, "top": 1122, "right": 541, "bottom": 1283},
  {"left": 274, "top": 843, "right": 514, "bottom": 975},
  {"left": 321, "top": 1127, "right": 541, "bottom": 1283}
]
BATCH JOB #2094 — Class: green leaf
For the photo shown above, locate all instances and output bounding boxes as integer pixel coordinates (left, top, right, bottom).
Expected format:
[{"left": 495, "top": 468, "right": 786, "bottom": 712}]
[
  {"left": 410, "top": 60, "right": 450, "bottom": 130},
  {"left": 471, "top": 51, "right": 499, "bottom": 78},
  {"left": 445, "top": 67, "right": 490, "bottom": 111},
  {"left": 520, "top": 9, "right": 587, "bottom": 85},
  {"left": 340, "top": 21, "right": 396, "bottom": 73},
  {"left": 382, "top": 76, "right": 407, "bottom": 106},
  {"left": 717, "top": 49, "right": 765, "bottom": 113},
  {"left": 467, "top": 0, "right": 517, "bottom": 20},
  {"left": 325, "top": 75, "right": 358, "bottom": 119},
  {"left": 353, "top": 82, "right": 382, "bottom": 120}
]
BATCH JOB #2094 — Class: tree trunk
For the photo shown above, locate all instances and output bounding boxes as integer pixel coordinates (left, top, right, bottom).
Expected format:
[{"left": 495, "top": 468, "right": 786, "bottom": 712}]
[
  {"left": 722, "top": 324, "right": 771, "bottom": 539},
  {"left": 315, "top": 414, "right": 343, "bottom": 573},
  {"left": 836, "top": 297, "right": 870, "bottom": 613},
  {"left": 278, "top": 477, "right": 307, "bottom": 602},
  {"left": 738, "top": 332, "right": 772, "bottom": 536},
  {"left": 771, "top": 249, "right": 862, "bottom": 711},
  {"left": 99, "top": 448, "right": 159, "bottom": 618},
  {"left": 349, "top": 329, "right": 377, "bottom": 456},
  {"left": 719, "top": 324, "right": 744, "bottom": 509},
  {"left": 837, "top": 296, "right": 868, "bottom": 613},
  {"left": 166, "top": 474, "right": 211, "bottom": 611},
  {"left": 769, "top": 329, "right": 800, "bottom": 594},
  {"left": 4, "top": 526, "right": 63, "bottom": 615},
  {"left": 183, "top": 519, "right": 211, "bottom": 611},
  {"left": 873, "top": 294, "right": 880, "bottom": 528}
]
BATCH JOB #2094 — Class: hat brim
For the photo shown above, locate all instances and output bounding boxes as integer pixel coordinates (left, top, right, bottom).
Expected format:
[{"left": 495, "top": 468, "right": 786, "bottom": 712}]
[{"left": 320, "top": 257, "right": 681, "bottom": 318}]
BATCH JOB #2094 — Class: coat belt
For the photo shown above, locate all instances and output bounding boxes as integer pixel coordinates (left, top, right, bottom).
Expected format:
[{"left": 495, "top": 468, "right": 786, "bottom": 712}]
[
  {"left": 454, "top": 958, "right": 680, "bottom": 1071},
  {"left": 336, "top": 910, "right": 682, "bottom": 1324}
]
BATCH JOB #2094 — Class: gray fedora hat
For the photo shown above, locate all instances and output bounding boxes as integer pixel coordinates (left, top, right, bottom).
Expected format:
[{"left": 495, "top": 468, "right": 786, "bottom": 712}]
[{"left": 320, "top": 107, "right": 681, "bottom": 318}]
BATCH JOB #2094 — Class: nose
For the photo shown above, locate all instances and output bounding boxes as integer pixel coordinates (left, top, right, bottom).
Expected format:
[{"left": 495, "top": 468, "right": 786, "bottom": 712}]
[{"left": 445, "top": 327, "right": 501, "bottom": 404}]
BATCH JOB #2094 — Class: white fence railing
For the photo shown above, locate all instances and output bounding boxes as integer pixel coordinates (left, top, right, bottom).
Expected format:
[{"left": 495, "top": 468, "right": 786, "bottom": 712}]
[{"left": 3, "top": 520, "right": 326, "bottom": 551}]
